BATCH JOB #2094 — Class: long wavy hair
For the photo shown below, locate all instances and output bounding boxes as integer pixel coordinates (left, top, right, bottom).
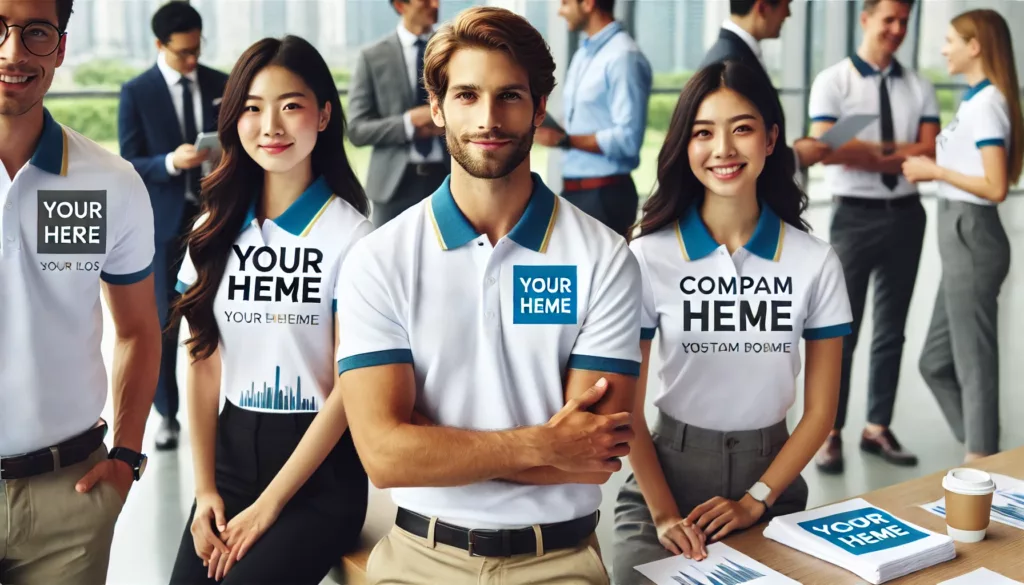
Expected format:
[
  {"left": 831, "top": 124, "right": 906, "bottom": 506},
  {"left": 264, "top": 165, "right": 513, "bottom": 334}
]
[
  {"left": 171, "top": 35, "right": 368, "bottom": 362},
  {"left": 633, "top": 60, "right": 809, "bottom": 239}
]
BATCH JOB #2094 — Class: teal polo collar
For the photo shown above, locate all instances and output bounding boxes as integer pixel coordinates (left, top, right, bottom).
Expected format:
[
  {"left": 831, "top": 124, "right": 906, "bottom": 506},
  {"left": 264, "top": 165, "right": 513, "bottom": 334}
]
[
  {"left": 850, "top": 53, "right": 903, "bottom": 78},
  {"left": 677, "top": 202, "right": 785, "bottom": 262},
  {"left": 428, "top": 172, "right": 559, "bottom": 253},
  {"left": 30, "top": 108, "right": 69, "bottom": 176},
  {"left": 963, "top": 79, "right": 992, "bottom": 102},
  {"left": 241, "top": 175, "right": 335, "bottom": 236}
]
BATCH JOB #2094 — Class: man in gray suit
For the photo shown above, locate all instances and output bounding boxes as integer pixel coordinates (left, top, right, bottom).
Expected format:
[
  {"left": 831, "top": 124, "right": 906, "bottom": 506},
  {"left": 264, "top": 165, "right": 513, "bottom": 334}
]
[{"left": 347, "top": 0, "right": 448, "bottom": 227}]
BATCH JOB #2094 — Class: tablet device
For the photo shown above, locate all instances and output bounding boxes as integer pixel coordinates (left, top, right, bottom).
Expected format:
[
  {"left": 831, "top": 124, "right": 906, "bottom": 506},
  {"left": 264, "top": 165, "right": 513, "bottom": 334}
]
[
  {"left": 541, "top": 115, "right": 566, "bottom": 135},
  {"left": 819, "top": 114, "right": 879, "bottom": 149},
  {"left": 194, "top": 131, "right": 221, "bottom": 153}
]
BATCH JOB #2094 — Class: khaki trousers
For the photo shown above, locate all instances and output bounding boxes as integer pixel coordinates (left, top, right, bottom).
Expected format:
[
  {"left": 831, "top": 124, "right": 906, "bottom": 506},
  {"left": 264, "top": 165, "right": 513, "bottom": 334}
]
[
  {"left": 367, "top": 524, "right": 609, "bottom": 585},
  {"left": 0, "top": 446, "right": 125, "bottom": 584}
]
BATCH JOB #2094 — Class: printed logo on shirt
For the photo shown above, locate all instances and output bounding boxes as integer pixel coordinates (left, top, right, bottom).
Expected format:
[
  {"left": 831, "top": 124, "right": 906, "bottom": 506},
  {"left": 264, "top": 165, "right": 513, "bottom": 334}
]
[
  {"left": 37, "top": 190, "right": 107, "bottom": 254},
  {"left": 513, "top": 265, "right": 577, "bottom": 325},
  {"left": 798, "top": 507, "right": 927, "bottom": 556},
  {"left": 678, "top": 275, "right": 795, "bottom": 355},
  {"left": 222, "top": 244, "right": 325, "bottom": 327}
]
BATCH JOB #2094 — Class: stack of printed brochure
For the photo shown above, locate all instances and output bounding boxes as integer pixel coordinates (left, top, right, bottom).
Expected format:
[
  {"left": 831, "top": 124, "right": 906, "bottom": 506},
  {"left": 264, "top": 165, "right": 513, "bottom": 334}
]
[{"left": 762, "top": 498, "right": 956, "bottom": 584}]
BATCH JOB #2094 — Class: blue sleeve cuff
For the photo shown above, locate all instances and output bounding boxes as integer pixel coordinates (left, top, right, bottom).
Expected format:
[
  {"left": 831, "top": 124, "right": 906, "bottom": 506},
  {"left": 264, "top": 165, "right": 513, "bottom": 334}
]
[
  {"left": 803, "top": 322, "right": 852, "bottom": 340},
  {"left": 567, "top": 354, "right": 641, "bottom": 377},
  {"left": 100, "top": 263, "right": 153, "bottom": 285},
  {"left": 332, "top": 299, "right": 337, "bottom": 314},
  {"left": 920, "top": 116, "right": 941, "bottom": 124},
  {"left": 338, "top": 349, "right": 414, "bottom": 375},
  {"left": 640, "top": 327, "right": 657, "bottom": 340},
  {"left": 976, "top": 138, "right": 1005, "bottom": 149},
  {"left": 811, "top": 115, "right": 838, "bottom": 123},
  {"left": 174, "top": 279, "right": 191, "bottom": 294}
]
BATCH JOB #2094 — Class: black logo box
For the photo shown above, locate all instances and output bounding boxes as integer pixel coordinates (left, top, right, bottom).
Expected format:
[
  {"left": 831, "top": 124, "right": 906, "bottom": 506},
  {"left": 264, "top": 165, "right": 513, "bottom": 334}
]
[{"left": 37, "top": 190, "right": 107, "bottom": 254}]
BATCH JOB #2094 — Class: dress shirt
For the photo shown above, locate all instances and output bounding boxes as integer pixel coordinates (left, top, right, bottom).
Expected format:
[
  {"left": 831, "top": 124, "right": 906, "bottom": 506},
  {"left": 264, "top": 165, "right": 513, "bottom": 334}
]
[
  {"left": 397, "top": 24, "right": 444, "bottom": 164},
  {"left": 157, "top": 51, "right": 203, "bottom": 200}
]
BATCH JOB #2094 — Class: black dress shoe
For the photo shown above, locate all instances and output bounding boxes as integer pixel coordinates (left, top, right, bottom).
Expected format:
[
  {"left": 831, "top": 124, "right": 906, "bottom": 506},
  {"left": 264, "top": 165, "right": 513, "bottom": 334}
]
[
  {"left": 155, "top": 418, "right": 180, "bottom": 451},
  {"left": 815, "top": 434, "right": 844, "bottom": 474},
  {"left": 860, "top": 428, "right": 918, "bottom": 466}
]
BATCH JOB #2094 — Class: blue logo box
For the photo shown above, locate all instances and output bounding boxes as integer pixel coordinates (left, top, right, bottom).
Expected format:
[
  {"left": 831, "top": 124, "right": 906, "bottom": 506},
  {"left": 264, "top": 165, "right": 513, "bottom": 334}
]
[
  {"left": 798, "top": 507, "right": 927, "bottom": 556},
  {"left": 513, "top": 265, "right": 577, "bottom": 325}
]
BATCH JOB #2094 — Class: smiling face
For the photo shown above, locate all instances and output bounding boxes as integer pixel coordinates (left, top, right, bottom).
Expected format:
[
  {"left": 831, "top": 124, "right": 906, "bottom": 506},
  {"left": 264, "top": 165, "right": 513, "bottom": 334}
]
[
  {"left": 0, "top": 0, "right": 65, "bottom": 117},
  {"left": 687, "top": 87, "right": 776, "bottom": 200},
  {"left": 861, "top": 0, "right": 911, "bottom": 57},
  {"left": 236, "top": 65, "right": 330, "bottom": 174},
  {"left": 432, "top": 46, "right": 543, "bottom": 180}
]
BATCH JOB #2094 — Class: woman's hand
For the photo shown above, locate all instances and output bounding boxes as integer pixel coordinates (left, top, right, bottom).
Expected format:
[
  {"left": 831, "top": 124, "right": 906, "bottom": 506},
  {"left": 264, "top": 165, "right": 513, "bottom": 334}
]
[
  {"left": 190, "top": 491, "right": 230, "bottom": 566},
  {"left": 686, "top": 494, "right": 766, "bottom": 542},
  {"left": 655, "top": 515, "right": 708, "bottom": 560},
  {"left": 209, "top": 497, "right": 283, "bottom": 580},
  {"left": 902, "top": 155, "right": 940, "bottom": 183}
]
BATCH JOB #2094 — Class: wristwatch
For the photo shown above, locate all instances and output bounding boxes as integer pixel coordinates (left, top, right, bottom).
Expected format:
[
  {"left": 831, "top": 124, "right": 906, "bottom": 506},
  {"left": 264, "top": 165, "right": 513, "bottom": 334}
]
[
  {"left": 747, "top": 481, "right": 772, "bottom": 508},
  {"left": 556, "top": 133, "right": 571, "bottom": 149},
  {"left": 108, "top": 447, "right": 148, "bottom": 481}
]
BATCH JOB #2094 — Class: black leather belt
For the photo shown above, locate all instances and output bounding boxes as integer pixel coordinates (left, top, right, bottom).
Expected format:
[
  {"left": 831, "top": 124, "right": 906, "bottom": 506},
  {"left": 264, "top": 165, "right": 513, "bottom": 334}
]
[
  {"left": 409, "top": 163, "right": 447, "bottom": 177},
  {"left": 395, "top": 507, "right": 599, "bottom": 557},
  {"left": 0, "top": 421, "right": 107, "bottom": 480},
  {"left": 835, "top": 194, "right": 920, "bottom": 210}
]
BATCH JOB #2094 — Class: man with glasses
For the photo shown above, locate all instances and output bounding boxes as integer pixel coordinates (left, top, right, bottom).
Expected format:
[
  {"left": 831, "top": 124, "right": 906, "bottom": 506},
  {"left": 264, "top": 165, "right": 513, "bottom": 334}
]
[
  {"left": 118, "top": 1, "right": 228, "bottom": 452},
  {"left": 1, "top": 1, "right": 161, "bottom": 583}
]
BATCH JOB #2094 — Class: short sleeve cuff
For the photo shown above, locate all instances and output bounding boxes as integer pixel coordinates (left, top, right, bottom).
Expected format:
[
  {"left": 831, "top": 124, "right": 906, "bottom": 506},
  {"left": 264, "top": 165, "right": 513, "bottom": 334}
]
[
  {"left": 810, "top": 115, "right": 838, "bottom": 123},
  {"left": 920, "top": 116, "right": 941, "bottom": 124},
  {"left": 165, "top": 153, "right": 182, "bottom": 177},
  {"left": 567, "top": 354, "right": 640, "bottom": 377},
  {"left": 338, "top": 349, "right": 414, "bottom": 375},
  {"left": 100, "top": 263, "right": 153, "bottom": 285},
  {"left": 640, "top": 327, "right": 657, "bottom": 340},
  {"left": 803, "top": 322, "right": 852, "bottom": 340},
  {"left": 976, "top": 138, "right": 1005, "bottom": 149},
  {"left": 175, "top": 279, "right": 192, "bottom": 294}
]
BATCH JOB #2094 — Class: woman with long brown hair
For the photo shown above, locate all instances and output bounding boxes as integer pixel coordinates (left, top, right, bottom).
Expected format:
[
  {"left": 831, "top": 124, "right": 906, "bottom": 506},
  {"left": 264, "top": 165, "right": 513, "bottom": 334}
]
[
  {"left": 167, "top": 35, "right": 370, "bottom": 584},
  {"left": 612, "top": 60, "right": 851, "bottom": 583},
  {"left": 904, "top": 8, "right": 1022, "bottom": 463}
]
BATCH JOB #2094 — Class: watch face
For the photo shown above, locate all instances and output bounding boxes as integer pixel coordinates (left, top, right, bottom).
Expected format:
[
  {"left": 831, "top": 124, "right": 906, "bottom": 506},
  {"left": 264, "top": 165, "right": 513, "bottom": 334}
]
[
  {"left": 750, "top": 482, "right": 771, "bottom": 501},
  {"left": 137, "top": 455, "right": 148, "bottom": 479}
]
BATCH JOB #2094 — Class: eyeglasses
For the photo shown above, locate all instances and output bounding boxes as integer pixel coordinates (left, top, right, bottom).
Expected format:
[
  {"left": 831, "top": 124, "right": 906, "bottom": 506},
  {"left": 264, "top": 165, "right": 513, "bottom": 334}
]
[{"left": 0, "top": 19, "right": 64, "bottom": 57}]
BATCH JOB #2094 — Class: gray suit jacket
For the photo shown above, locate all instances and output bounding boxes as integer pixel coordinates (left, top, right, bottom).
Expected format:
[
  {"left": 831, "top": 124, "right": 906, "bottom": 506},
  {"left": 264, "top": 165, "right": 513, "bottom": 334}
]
[{"left": 347, "top": 32, "right": 447, "bottom": 204}]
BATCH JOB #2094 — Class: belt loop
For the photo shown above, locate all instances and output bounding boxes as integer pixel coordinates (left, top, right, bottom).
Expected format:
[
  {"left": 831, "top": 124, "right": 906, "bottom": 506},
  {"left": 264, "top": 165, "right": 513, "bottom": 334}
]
[
  {"left": 532, "top": 524, "right": 545, "bottom": 557},
  {"left": 49, "top": 446, "right": 61, "bottom": 472},
  {"left": 427, "top": 517, "right": 438, "bottom": 549},
  {"left": 760, "top": 428, "right": 771, "bottom": 457}
]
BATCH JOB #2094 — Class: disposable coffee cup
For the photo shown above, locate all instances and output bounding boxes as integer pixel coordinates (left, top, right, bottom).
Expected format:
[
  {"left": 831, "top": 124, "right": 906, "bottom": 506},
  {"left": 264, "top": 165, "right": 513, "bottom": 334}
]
[{"left": 942, "top": 468, "right": 996, "bottom": 543}]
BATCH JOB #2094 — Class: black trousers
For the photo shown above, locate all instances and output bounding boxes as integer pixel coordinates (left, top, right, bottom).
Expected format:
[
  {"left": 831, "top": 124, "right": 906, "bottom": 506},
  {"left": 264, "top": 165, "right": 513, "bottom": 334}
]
[
  {"left": 829, "top": 196, "right": 926, "bottom": 430},
  {"left": 155, "top": 200, "right": 200, "bottom": 420},
  {"left": 169, "top": 402, "right": 368, "bottom": 585},
  {"left": 562, "top": 177, "right": 639, "bottom": 237}
]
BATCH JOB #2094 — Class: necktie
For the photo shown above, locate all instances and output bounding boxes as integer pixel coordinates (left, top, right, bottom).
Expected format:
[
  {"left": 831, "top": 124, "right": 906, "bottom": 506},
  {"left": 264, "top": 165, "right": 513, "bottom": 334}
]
[
  {"left": 413, "top": 38, "right": 433, "bottom": 157},
  {"left": 878, "top": 74, "right": 898, "bottom": 190},
  {"left": 180, "top": 77, "right": 202, "bottom": 197}
]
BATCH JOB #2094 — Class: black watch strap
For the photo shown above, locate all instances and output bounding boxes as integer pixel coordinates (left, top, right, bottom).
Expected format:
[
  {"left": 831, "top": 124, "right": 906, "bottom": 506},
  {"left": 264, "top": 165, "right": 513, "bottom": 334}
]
[
  {"left": 556, "top": 134, "right": 571, "bottom": 149},
  {"left": 108, "top": 447, "right": 147, "bottom": 481}
]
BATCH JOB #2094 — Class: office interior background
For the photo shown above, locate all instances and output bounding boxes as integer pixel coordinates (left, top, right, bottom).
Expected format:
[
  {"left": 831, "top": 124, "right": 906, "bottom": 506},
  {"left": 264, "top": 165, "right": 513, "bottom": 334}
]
[{"left": 61, "top": 0, "right": 1024, "bottom": 583}]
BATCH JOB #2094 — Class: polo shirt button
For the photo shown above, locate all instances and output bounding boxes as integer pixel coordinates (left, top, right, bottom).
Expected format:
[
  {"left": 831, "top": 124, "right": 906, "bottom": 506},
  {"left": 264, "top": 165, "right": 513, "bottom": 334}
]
[{"left": 486, "top": 277, "right": 496, "bottom": 285}]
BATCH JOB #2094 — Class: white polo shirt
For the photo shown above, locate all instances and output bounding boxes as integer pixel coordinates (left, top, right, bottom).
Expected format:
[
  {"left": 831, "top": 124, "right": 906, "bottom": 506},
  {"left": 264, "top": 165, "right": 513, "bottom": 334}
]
[
  {"left": 809, "top": 55, "right": 939, "bottom": 198},
  {"left": 936, "top": 80, "right": 1011, "bottom": 206},
  {"left": 0, "top": 109, "right": 155, "bottom": 456},
  {"left": 177, "top": 176, "right": 371, "bottom": 413},
  {"left": 335, "top": 173, "right": 642, "bottom": 530},
  {"left": 631, "top": 203, "right": 852, "bottom": 432}
]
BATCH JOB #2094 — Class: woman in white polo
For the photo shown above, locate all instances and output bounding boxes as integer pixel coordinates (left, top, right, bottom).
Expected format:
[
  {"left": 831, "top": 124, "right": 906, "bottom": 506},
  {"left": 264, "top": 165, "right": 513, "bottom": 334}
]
[
  {"left": 611, "top": 60, "right": 852, "bottom": 584},
  {"left": 903, "top": 9, "right": 1022, "bottom": 462},
  {"left": 167, "top": 36, "right": 371, "bottom": 584}
]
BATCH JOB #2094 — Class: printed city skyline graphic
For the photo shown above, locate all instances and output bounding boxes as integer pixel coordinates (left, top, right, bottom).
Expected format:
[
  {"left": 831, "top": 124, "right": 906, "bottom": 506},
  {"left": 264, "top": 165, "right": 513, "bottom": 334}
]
[
  {"left": 239, "top": 366, "right": 318, "bottom": 411},
  {"left": 671, "top": 557, "right": 767, "bottom": 585}
]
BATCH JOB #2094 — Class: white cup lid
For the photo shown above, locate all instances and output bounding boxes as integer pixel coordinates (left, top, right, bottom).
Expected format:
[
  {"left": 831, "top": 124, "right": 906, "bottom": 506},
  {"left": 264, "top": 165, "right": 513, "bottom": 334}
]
[{"left": 943, "top": 468, "right": 996, "bottom": 495}]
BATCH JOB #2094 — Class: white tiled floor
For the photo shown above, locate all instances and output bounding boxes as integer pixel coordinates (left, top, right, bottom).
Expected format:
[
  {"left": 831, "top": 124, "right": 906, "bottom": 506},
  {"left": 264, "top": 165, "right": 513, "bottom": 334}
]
[{"left": 97, "top": 187, "right": 1024, "bottom": 584}]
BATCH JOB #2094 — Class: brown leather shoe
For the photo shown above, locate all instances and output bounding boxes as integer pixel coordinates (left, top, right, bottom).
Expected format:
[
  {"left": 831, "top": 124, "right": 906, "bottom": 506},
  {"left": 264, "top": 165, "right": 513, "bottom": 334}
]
[
  {"left": 860, "top": 428, "right": 918, "bottom": 466},
  {"left": 815, "top": 434, "right": 844, "bottom": 474}
]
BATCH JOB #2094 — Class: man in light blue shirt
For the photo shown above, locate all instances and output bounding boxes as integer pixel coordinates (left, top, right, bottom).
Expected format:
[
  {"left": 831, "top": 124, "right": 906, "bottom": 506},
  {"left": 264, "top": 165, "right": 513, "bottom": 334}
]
[{"left": 536, "top": 0, "right": 652, "bottom": 236}]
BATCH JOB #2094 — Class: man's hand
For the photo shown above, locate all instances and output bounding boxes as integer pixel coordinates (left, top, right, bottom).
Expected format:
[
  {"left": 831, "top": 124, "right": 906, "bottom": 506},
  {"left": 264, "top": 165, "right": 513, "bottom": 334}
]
[
  {"left": 793, "top": 137, "right": 832, "bottom": 168},
  {"left": 535, "top": 126, "right": 565, "bottom": 148},
  {"left": 75, "top": 457, "right": 133, "bottom": 502},
  {"left": 172, "top": 143, "right": 211, "bottom": 170},
  {"left": 541, "top": 378, "right": 633, "bottom": 473},
  {"left": 407, "top": 104, "right": 434, "bottom": 128}
]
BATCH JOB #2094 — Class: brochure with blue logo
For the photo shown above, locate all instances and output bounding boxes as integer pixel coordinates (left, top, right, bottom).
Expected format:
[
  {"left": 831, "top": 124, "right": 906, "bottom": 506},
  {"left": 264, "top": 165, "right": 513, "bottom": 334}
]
[
  {"left": 633, "top": 542, "right": 799, "bottom": 585},
  {"left": 762, "top": 498, "right": 955, "bottom": 584}
]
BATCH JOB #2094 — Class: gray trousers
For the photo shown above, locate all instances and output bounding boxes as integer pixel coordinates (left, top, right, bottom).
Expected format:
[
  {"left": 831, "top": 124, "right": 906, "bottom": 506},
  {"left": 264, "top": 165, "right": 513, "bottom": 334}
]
[
  {"left": 829, "top": 197, "right": 926, "bottom": 429},
  {"left": 919, "top": 199, "right": 1010, "bottom": 455},
  {"left": 611, "top": 414, "right": 808, "bottom": 585},
  {"left": 370, "top": 163, "right": 448, "bottom": 228}
]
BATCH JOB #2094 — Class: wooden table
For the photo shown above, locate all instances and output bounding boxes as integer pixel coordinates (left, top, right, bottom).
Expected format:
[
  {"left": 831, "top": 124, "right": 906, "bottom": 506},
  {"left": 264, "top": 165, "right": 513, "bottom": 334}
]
[{"left": 336, "top": 447, "right": 1024, "bottom": 584}]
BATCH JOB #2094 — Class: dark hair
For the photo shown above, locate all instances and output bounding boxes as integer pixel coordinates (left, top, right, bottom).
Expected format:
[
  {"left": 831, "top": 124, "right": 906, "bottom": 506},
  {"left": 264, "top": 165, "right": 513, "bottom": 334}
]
[
  {"left": 151, "top": 1, "right": 203, "bottom": 44},
  {"left": 862, "top": 0, "right": 915, "bottom": 13},
  {"left": 633, "top": 60, "right": 808, "bottom": 239},
  {"left": 730, "top": 0, "right": 780, "bottom": 17},
  {"left": 172, "top": 35, "right": 369, "bottom": 362},
  {"left": 423, "top": 6, "right": 556, "bottom": 109},
  {"left": 593, "top": 0, "right": 615, "bottom": 15},
  {"left": 57, "top": 0, "right": 74, "bottom": 31}
]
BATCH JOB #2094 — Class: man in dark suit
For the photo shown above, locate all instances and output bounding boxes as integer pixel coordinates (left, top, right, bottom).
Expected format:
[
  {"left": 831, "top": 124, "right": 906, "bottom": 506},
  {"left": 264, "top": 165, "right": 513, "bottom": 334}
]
[
  {"left": 701, "top": 0, "right": 830, "bottom": 171},
  {"left": 347, "top": 0, "right": 448, "bottom": 227},
  {"left": 118, "top": 1, "right": 228, "bottom": 450}
]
